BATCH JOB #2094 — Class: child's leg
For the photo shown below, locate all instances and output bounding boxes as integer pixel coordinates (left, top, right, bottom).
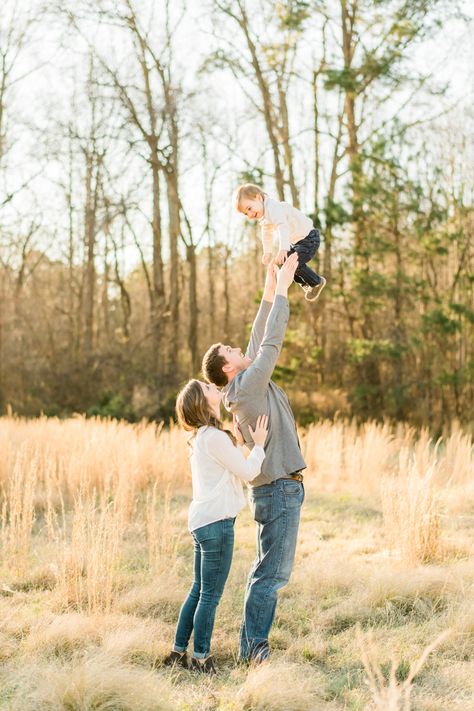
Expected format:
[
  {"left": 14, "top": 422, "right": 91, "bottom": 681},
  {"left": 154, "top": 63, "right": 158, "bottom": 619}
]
[
  {"left": 192, "top": 519, "right": 235, "bottom": 658},
  {"left": 173, "top": 534, "right": 202, "bottom": 652},
  {"left": 289, "top": 229, "right": 323, "bottom": 287}
]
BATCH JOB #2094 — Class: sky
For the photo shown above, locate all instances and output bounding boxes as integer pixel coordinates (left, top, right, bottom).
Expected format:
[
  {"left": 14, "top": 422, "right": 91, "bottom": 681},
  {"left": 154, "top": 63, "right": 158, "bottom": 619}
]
[{"left": 1, "top": 0, "right": 473, "bottom": 272}]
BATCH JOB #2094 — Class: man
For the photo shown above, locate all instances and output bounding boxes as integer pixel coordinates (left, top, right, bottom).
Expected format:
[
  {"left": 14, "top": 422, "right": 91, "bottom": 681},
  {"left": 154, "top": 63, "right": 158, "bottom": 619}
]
[{"left": 202, "top": 252, "right": 306, "bottom": 662}]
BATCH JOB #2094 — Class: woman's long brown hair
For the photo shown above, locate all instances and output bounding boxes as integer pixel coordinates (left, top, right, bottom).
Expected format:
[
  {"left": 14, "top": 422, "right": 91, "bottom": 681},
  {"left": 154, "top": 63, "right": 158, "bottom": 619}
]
[{"left": 175, "top": 379, "right": 236, "bottom": 445}]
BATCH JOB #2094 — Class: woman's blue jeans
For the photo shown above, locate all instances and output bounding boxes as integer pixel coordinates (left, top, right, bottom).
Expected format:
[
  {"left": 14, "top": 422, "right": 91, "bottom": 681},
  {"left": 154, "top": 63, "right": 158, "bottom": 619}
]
[{"left": 173, "top": 518, "right": 234, "bottom": 658}]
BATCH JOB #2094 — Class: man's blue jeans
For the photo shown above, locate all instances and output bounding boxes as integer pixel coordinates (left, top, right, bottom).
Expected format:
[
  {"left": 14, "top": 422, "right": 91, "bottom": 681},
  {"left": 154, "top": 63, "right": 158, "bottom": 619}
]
[
  {"left": 239, "top": 478, "right": 304, "bottom": 661},
  {"left": 173, "top": 518, "right": 234, "bottom": 658}
]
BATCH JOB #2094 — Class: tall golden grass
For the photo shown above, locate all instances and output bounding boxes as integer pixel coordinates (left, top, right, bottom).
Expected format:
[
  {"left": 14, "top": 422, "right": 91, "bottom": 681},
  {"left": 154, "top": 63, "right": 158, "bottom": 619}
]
[
  {"left": 0, "top": 416, "right": 189, "bottom": 609},
  {"left": 0, "top": 415, "right": 473, "bottom": 710},
  {"left": 381, "top": 454, "right": 442, "bottom": 565},
  {"left": 1, "top": 444, "right": 38, "bottom": 571},
  {"left": 357, "top": 627, "right": 451, "bottom": 710},
  {"left": 0, "top": 415, "right": 472, "bottom": 612}
]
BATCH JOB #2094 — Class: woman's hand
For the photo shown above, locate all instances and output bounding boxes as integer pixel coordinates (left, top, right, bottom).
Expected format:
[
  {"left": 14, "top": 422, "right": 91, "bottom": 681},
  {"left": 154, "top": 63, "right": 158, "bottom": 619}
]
[
  {"left": 248, "top": 415, "right": 269, "bottom": 447},
  {"left": 275, "top": 249, "right": 288, "bottom": 265},
  {"left": 262, "top": 252, "right": 272, "bottom": 265}
]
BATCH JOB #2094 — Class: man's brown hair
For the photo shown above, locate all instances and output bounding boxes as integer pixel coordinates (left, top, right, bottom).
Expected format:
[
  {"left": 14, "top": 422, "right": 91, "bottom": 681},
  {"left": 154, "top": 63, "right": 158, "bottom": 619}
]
[{"left": 202, "top": 343, "right": 228, "bottom": 387}]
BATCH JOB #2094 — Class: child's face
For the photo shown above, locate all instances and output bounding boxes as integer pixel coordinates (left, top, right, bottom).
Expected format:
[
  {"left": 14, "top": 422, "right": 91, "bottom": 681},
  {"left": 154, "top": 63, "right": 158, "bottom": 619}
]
[{"left": 239, "top": 194, "right": 264, "bottom": 220}]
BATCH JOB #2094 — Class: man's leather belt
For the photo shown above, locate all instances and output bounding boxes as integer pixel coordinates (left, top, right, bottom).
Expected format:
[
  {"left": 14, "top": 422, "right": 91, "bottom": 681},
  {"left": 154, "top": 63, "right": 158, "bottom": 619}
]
[{"left": 284, "top": 471, "right": 304, "bottom": 482}]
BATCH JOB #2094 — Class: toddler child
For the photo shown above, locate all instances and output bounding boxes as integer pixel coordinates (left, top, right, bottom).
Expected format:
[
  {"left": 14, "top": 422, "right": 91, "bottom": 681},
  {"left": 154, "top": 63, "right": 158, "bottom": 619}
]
[{"left": 233, "top": 183, "right": 326, "bottom": 301}]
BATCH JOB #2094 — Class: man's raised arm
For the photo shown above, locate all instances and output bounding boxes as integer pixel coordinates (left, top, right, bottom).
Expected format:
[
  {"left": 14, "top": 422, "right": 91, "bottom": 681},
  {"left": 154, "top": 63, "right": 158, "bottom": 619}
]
[
  {"left": 245, "top": 263, "right": 278, "bottom": 361},
  {"left": 241, "top": 253, "right": 298, "bottom": 392}
]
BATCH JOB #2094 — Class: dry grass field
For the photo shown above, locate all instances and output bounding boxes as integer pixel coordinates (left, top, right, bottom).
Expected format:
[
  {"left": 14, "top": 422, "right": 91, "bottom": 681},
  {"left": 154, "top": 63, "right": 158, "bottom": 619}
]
[{"left": 0, "top": 415, "right": 473, "bottom": 710}]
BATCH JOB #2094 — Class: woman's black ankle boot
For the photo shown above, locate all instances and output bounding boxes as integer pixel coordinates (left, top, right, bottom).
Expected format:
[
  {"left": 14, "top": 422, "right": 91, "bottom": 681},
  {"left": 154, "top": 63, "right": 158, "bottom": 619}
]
[{"left": 191, "top": 656, "right": 216, "bottom": 674}]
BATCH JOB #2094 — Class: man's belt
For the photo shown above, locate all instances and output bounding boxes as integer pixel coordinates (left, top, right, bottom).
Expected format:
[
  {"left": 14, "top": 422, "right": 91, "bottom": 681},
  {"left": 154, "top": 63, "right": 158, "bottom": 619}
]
[{"left": 283, "top": 471, "right": 304, "bottom": 482}]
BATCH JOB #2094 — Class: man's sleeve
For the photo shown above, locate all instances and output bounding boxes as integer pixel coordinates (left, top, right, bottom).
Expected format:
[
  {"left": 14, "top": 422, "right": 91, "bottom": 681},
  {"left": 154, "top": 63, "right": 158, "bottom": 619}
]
[
  {"left": 241, "top": 295, "right": 289, "bottom": 394},
  {"left": 245, "top": 298, "right": 273, "bottom": 361}
]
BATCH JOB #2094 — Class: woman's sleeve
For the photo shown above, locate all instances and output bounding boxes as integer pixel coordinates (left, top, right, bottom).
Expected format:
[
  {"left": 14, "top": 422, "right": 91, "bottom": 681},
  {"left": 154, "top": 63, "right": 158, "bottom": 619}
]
[{"left": 206, "top": 430, "right": 265, "bottom": 482}]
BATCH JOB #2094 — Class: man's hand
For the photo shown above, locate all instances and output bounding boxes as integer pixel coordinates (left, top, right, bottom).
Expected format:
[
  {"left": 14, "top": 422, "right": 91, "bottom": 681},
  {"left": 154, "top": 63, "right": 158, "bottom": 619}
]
[
  {"left": 261, "top": 252, "right": 272, "bottom": 266},
  {"left": 275, "top": 252, "right": 298, "bottom": 296},
  {"left": 263, "top": 261, "right": 278, "bottom": 302},
  {"left": 275, "top": 249, "right": 288, "bottom": 265}
]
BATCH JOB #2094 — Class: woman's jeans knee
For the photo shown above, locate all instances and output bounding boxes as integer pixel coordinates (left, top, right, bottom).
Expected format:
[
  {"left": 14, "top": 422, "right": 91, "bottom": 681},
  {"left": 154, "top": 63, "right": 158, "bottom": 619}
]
[{"left": 174, "top": 518, "right": 234, "bottom": 658}]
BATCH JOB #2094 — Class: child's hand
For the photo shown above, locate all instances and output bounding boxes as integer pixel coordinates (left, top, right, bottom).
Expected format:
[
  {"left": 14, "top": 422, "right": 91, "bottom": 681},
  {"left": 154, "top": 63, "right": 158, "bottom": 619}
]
[
  {"left": 262, "top": 252, "right": 272, "bottom": 265},
  {"left": 276, "top": 252, "right": 298, "bottom": 292},
  {"left": 275, "top": 249, "right": 288, "bottom": 265}
]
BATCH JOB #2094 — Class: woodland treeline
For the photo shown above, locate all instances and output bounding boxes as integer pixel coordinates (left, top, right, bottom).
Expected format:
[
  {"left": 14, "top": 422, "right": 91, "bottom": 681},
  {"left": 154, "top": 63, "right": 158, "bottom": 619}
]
[{"left": 0, "top": 0, "right": 473, "bottom": 429}]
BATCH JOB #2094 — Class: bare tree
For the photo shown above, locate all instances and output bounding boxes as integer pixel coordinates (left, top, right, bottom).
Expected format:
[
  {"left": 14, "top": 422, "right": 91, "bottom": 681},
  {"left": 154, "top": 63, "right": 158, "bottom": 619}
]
[
  {"left": 61, "top": 0, "right": 191, "bottom": 390},
  {"left": 209, "top": 0, "right": 311, "bottom": 203},
  {"left": 0, "top": 3, "right": 42, "bottom": 406}
]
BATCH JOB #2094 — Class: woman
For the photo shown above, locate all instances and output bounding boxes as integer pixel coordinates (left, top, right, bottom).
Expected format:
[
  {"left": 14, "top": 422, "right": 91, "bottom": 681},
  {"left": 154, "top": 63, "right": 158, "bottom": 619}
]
[{"left": 164, "top": 378, "right": 268, "bottom": 674}]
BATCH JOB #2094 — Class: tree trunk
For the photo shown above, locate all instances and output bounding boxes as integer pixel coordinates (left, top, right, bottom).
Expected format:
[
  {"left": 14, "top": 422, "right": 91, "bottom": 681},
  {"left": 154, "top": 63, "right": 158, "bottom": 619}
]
[
  {"left": 166, "top": 166, "right": 181, "bottom": 379},
  {"left": 66, "top": 143, "right": 79, "bottom": 366},
  {"left": 277, "top": 76, "right": 299, "bottom": 207},
  {"left": 150, "top": 145, "right": 166, "bottom": 389},
  {"left": 102, "top": 233, "right": 110, "bottom": 345},
  {"left": 0, "top": 269, "right": 5, "bottom": 411},
  {"left": 83, "top": 153, "right": 98, "bottom": 360},
  {"left": 223, "top": 246, "right": 231, "bottom": 342},
  {"left": 207, "top": 240, "right": 216, "bottom": 341},
  {"left": 186, "top": 243, "right": 199, "bottom": 373},
  {"left": 313, "top": 70, "right": 320, "bottom": 227},
  {"left": 112, "top": 233, "right": 131, "bottom": 340},
  {"left": 319, "top": 104, "right": 344, "bottom": 382},
  {"left": 341, "top": 0, "right": 363, "bottom": 257},
  {"left": 392, "top": 197, "right": 405, "bottom": 419},
  {"left": 237, "top": 5, "right": 285, "bottom": 199}
]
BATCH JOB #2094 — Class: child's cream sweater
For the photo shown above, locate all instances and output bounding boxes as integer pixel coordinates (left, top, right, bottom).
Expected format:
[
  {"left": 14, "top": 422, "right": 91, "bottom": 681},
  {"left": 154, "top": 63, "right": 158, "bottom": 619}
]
[{"left": 258, "top": 196, "right": 313, "bottom": 253}]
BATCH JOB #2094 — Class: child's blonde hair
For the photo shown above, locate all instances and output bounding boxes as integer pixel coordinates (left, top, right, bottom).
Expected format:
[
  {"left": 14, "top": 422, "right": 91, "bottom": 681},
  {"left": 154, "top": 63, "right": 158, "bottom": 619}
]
[{"left": 233, "top": 183, "right": 266, "bottom": 212}]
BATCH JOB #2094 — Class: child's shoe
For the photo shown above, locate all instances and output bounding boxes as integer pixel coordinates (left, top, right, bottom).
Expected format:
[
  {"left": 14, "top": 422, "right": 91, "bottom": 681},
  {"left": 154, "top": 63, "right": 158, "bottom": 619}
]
[
  {"left": 303, "top": 276, "right": 326, "bottom": 302},
  {"left": 163, "top": 650, "right": 188, "bottom": 669},
  {"left": 190, "top": 655, "right": 217, "bottom": 675}
]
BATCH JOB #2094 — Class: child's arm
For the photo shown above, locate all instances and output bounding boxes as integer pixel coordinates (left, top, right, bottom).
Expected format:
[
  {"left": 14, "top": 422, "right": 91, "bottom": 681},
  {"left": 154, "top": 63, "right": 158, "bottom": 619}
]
[
  {"left": 266, "top": 200, "right": 291, "bottom": 265},
  {"left": 261, "top": 222, "right": 274, "bottom": 264}
]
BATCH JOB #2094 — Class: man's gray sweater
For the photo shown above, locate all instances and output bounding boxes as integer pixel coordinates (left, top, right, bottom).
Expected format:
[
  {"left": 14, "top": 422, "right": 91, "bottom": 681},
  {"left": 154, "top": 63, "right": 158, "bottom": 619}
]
[{"left": 223, "top": 294, "right": 306, "bottom": 487}]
